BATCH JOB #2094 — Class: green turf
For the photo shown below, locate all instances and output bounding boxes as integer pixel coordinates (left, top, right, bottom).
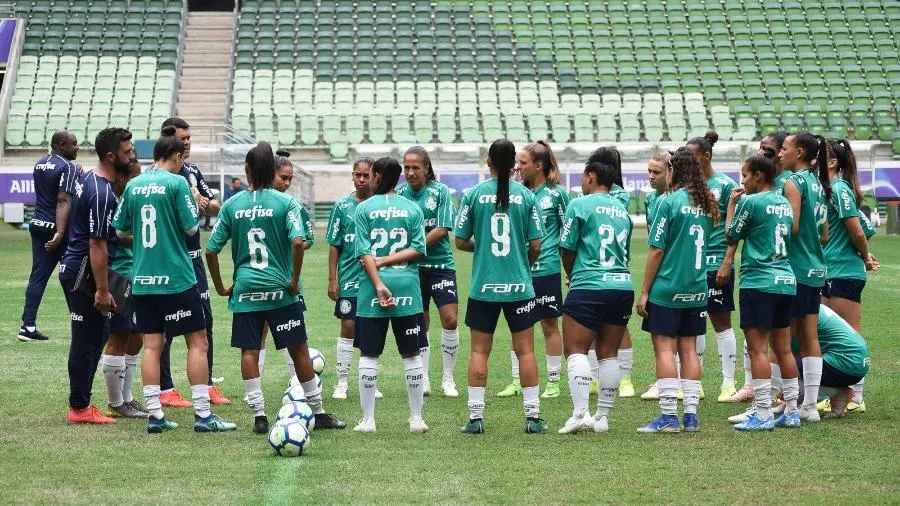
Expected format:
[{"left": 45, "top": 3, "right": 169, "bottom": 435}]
[{"left": 0, "top": 225, "right": 898, "bottom": 504}]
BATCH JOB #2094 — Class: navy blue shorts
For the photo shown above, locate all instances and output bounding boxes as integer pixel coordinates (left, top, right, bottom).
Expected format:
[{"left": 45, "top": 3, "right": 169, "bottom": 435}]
[
  {"left": 532, "top": 273, "right": 563, "bottom": 319},
  {"left": 133, "top": 287, "right": 206, "bottom": 336},
  {"left": 739, "top": 289, "right": 793, "bottom": 330},
  {"left": 794, "top": 354, "right": 864, "bottom": 388},
  {"left": 109, "top": 307, "right": 137, "bottom": 335},
  {"left": 232, "top": 301, "right": 308, "bottom": 350},
  {"left": 822, "top": 278, "right": 865, "bottom": 304},
  {"left": 464, "top": 297, "right": 539, "bottom": 334},
  {"left": 641, "top": 301, "right": 707, "bottom": 338},
  {"left": 298, "top": 296, "right": 307, "bottom": 312},
  {"left": 60, "top": 276, "right": 111, "bottom": 345},
  {"left": 334, "top": 296, "right": 357, "bottom": 320},
  {"left": 354, "top": 314, "right": 426, "bottom": 356},
  {"left": 790, "top": 282, "right": 822, "bottom": 318},
  {"left": 706, "top": 270, "right": 735, "bottom": 314},
  {"left": 419, "top": 269, "right": 459, "bottom": 308},
  {"left": 563, "top": 289, "right": 633, "bottom": 331}
]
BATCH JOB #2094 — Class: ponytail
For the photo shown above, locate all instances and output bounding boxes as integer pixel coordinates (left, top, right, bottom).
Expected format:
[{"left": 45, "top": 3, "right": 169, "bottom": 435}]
[
  {"left": 669, "top": 147, "right": 720, "bottom": 225},
  {"left": 830, "top": 140, "right": 862, "bottom": 205},
  {"left": 523, "top": 140, "right": 561, "bottom": 186},
  {"left": 488, "top": 139, "right": 516, "bottom": 211},
  {"left": 245, "top": 141, "right": 275, "bottom": 190},
  {"left": 372, "top": 157, "right": 402, "bottom": 195},
  {"left": 814, "top": 136, "right": 833, "bottom": 201},
  {"left": 587, "top": 146, "right": 623, "bottom": 187}
]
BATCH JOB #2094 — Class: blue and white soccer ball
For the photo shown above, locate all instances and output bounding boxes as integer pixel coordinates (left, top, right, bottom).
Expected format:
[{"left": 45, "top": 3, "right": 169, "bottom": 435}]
[
  {"left": 277, "top": 401, "right": 316, "bottom": 431},
  {"left": 308, "top": 347, "right": 326, "bottom": 375},
  {"left": 268, "top": 419, "right": 310, "bottom": 457},
  {"left": 282, "top": 384, "right": 307, "bottom": 405}
]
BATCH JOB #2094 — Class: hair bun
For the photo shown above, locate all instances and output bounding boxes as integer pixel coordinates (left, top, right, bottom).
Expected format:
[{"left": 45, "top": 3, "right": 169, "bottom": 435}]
[
  {"left": 704, "top": 130, "right": 719, "bottom": 147},
  {"left": 276, "top": 149, "right": 291, "bottom": 157},
  {"left": 161, "top": 125, "right": 177, "bottom": 136}
]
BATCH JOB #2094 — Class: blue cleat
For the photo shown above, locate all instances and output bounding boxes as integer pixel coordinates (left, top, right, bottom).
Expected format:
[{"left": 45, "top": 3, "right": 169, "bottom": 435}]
[
  {"left": 637, "top": 414, "right": 681, "bottom": 433},
  {"left": 733, "top": 412, "right": 775, "bottom": 431},
  {"left": 682, "top": 413, "right": 700, "bottom": 432},
  {"left": 193, "top": 414, "right": 237, "bottom": 433},
  {"left": 147, "top": 415, "right": 178, "bottom": 434},
  {"left": 773, "top": 412, "right": 801, "bottom": 429}
]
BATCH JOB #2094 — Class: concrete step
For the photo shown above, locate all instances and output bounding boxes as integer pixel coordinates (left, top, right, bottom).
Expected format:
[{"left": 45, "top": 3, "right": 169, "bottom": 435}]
[
  {"left": 183, "top": 41, "right": 233, "bottom": 52},
  {"left": 181, "top": 66, "right": 231, "bottom": 78}
]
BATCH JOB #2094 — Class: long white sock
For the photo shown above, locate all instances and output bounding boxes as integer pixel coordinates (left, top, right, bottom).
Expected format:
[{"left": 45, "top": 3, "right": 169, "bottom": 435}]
[
  {"left": 102, "top": 354, "right": 126, "bottom": 408},
  {"left": 753, "top": 378, "right": 773, "bottom": 419},
  {"left": 467, "top": 386, "right": 485, "bottom": 420},
  {"left": 695, "top": 334, "right": 706, "bottom": 368},
  {"left": 283, "top": 348, "right": 295, "bottom": 378},
  {"left": 715, "top": 329, "right": 737, "bottom": 384},
  {"left": 681, "top": 379, "right": 701, "bottom": 414},
  {"left": 587, "top": 351, "right": 600, "bottom": 383},
  {"left": 522, "top": 385, "right": 540, "bottom": 419},
  {"left": 742, "top": 340, "right": 752, "bottom": 387},
  {"left": 510, "top": 351, "right": 520, "bottom": 381},
  {"left": 617, "top": 347, "right": 633, "bottom": 380},
  {"left": 403, "top": 356, "right": 424, "bottom": 419},
  {"left": 144, "top": 384, "right": 163, "bottom": 419},
  {"left": 440, "top": 328, "right": 459, "bottom": 379},
  {"left": 421, "top": 340, "right": 430, "bottom": 373},
  {"left": 771, "top": 363, "right": 782, "bottom": 399},
  {"left": 258, "top": 349, "right": 267, "bottom": 377},
  {"left": 596, "top": 358, "right": 620, "bottom": 418},
  {"left": 567, "top": 354, "right": 591, "bottom": 417},
  {"left": 359, "top": 356, "right": 378, "bottom": 421},
  {"left": 191, "top": 384, "right": 211, "bottom": 418},
  {"left": 658, "top": 378, "right": 679, "bottom": 415},
  {"left": 674, "top": 353, "right": 682, "bottom": 380},
  {"left": 243, "top": 377, "right": 265, "bottom": 416},
  {"left": 801, "top": 356, "right": 823, "bottom": 409},
  {"left": 782, "top": 377, "right": 800, "bottom": 415},
  {"left": 336, "top": 337, "right": 354, "bottom": 385},
  {"left": 546, "top": 355, "right": 562, "bottom": 383},
  {"left": 851, "top": 378, "right": 864, "bottom": 403},
  {"left": 301, "top": 377, "right": 324, "bottom": 414},
  {"left": 123, "top": 354, "right": 138, "bottom": 403}
]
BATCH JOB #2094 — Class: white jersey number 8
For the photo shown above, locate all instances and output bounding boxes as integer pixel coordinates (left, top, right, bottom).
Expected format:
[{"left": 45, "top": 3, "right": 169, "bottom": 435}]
[
  {"left": 490, "top": 213, "right": 511, "bottom": 257},
  {"left": 140, "top": 204, "right": 157, "bottom": 248},
  {"left": 248, "top": 228, "right": 269, "bottom": 269}
]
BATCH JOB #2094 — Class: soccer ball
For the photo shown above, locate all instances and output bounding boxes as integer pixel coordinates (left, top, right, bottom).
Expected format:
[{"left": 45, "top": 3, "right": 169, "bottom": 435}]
[
  {"left": 282, "top": 384, "right": 307, "bottom": 405},
  {"left": 308, "top": 347, "right": 326, "bottom": 375},
  {"left": 268, "top": 419, "right": 309, "bottom": 457},
  {"left": 277, "top": 401, "right": 316, "bottom": 431}
]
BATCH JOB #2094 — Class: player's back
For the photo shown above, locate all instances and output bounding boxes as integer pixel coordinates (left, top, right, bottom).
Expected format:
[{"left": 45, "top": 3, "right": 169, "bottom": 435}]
[
  {"left": 787, "top": 169, "right": 827, "bottom": 286},
  {"left": 32, "top": 153, "right": 77, "bottom": 225},
  {"left": 531, "top": 183, "right": 570, "bottom": 276},
  {"left": 560, "top": 192, "right": 632, "bottom": 291},
  {"left": 728, "top": 191, "right": 795, "bottom": 294},
  {"left": 824, "top": 178, "right": 865, "bottom": 281},
  {"left": 326, "top": 192, "right": 363, "bottom": 295},
  {"left": 60, "top": 170, "right": 117, "bottom": 276},
  {"left": 791, "top": 305, "right": 869, "bottom": 377},
  {"left": 705, "top": 172, "right": 738, "bottom": 270}
]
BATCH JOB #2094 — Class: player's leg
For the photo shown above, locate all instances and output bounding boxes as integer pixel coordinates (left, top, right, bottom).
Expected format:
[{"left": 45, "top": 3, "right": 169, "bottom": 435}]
[
  {"left": 559, "top": 313, "right": 596, "bottom": 434},
  {"left": 353, "top": 316, "right": 388, "bottom": 432},
  {"left": 617, "top": 329, "right": 635, "bottom": 397},
  {"left": 418, "top": 274, "right": 433, "bottom": 396},
  {"left": 792, "top": 283, "right": 823, "bottom": 421},
  {"left": 506, "top": 299, "right": 545, "bottom": 433},
  {"left": 677, "top": 319, "right": 703, "bottom": 433},
  {"left": 592, "top": 291, "right": 633, "bottom": 429},
  {"left": 103, "top": 319, "right": 147, "bottom": 418},
  {"left": 638, "top": 303, "right": 681, "bottom": 433},
  {"left": 392, "top": 314, "right": 428, "bottom": 433},
  {"left": 19, "top": 228, "right": 57, "bottom": 341},
  {"left": 707, "top": 270, "right": 737, "bottom": 401},
  {"left": 259, "top": 322, "right": 268, "bottom": 378},
  {"left": 159, "top": 334, "right": 191, "bottom": 408},
  {"left": 823, "top": 279, "right": 866, "bottom": 411},
  {"left": 732, "top": 327, "right": 775, "bottom": 430},
  {"left": 233, "top": 311, "right": 267, "bottom": 433},
  {"left": 771, "top": 297, "right": 802, "bottom": 428},
  {"left": 64, "top": 282, "right": 115, "bottom": 424},
  {"left": 539, "top": 317, "right": 562, "bottom": 398},
  {"left": 430, "top": 269, "right": 460, "bottom": 397},
  {"left": 123, "top": 332, "right": 144, "bottom": 412},
  {"left": 201, "top": 292, "right": 230, "bottom": 405},
  {"left": 332, "top": 297, "right": 360, "bottom": 399},
  {"left": 462, "top": 299, "right": 501, "bottom": 433}
]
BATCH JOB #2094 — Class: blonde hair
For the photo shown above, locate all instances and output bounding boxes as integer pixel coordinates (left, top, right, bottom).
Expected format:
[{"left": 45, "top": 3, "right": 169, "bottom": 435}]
[
  {"left": 651, "top": 150, "right": 673, "bottom": 163},
  {"left": 523, "top": 140, "right": 561, "bottom": 186}
]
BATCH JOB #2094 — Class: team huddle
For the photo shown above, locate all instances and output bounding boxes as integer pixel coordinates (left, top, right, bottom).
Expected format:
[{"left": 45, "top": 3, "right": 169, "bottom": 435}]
[{"left": 20, "top": 118, "right": 876, "bottom": 436}]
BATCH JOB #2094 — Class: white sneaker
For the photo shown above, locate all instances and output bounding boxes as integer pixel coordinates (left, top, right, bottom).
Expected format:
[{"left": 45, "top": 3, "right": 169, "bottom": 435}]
[
  {"left": 728, "top": 408, "right": 753, "bottom": 423},
  {"left": 374, "top": 388, "right": 384, "bottom": 399},
  {"left": 423, "top": 377, "right": 432, "bottom": 397},
  {"left": 332, "top": 382, "right": 348, "bottom": 400},
  {"left": 558, "top": 413, "right": 590, "bottom": 434},
  {"left": 409, "top": 417, "right": 429, "bottom": 433},
  {"left": 640, "top": 383, "right": 660, "bottom": 400},
  {"left": 353, "top": 418, "right": 376, "bottom": 433},
  {"left": 592, "top": 414, "right": 610, "bottom": 433},
  {"left": 800, "top": 406, "right": 821, "bottom": 422},
  {"left": 441, "top": 377, "right": 458, "bottom": 398}
]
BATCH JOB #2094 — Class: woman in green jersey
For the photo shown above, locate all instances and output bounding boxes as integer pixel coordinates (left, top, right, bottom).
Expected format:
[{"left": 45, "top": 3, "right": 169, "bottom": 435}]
[
  {"left": 758, "top": 131, "right": 789, "bottom": 191},
  {"left": 636, "top": 148, "right": 718, "bottom": 433}
]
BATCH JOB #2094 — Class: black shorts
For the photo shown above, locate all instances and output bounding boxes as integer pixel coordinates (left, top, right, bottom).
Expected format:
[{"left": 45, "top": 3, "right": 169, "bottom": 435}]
[
  {"left": 795, "top": 354, "right": 864, "bottom": 388},
  {"left": 133, "top": 287, "right": 207, "bottom": 336},
  {"left": 334, "top": 296, "right": 357, "bottom": 320},
  {"left": 419, "top": 269, "right": 459, "bottom": 308},
  {"left": 464, "top": 297, "right": 540, "bottom": 334},
  {"left": 790, "top": 282, "right": 822, "bottom": 318},
  {"left": 739, "top": 289, "right": 793, "bottom": 330},
  {"left": 822, "top": 278, "right": 865, "bottom": 304},
  {"left": 706, "top": 270, "right": 735, "bottom": 314},
  {"left": 563, "top": 289, "right": 633, "bottom": 331},
  {"left": 532, "top": 273, "right": 563, "bottom": 319},
  {"left": 232, "top": 301, "right": 308, "bottom": 350},
  {"left": 60, "top": 276, "right": 111, "bottom": 345},
  {"left": 354, "top": 314, "right": 426, "bottom": 356},
  {"left": 641, "top": 301, "right": 707, "bottom": 338},
  {"left": 109, "top": 307, "right": 137, "bottom": 335}
]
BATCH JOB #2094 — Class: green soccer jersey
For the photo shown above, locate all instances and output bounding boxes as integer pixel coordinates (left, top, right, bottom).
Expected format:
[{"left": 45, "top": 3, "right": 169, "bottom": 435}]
[
  {"left": 787, "top": 170, "right": 828, "bottom": 287},
  {"left": 353, "top": 193, "right": 426, "bottom": 318},
  {"left": 791, "top": 305, "right": 869, "bottom": 377},
  {"left": 397, "top": 180, "right": 455, "bottom": 270},
  {"left": 774, "top": 170, "right": 793, "bottom": 195},
  {"left": 455, "top": 178, "right": 543, "bottom": 302},
  {"left": 726, "top": 191, "right": 797, "bottom": 295},
  {"left": 610, "top": 183, "right": 631, "bottom": 208},
  {"left": 297, "top": 200, "right": 315, "bottom": 246},
  {"left": 111, "top": 241, "right": 133, "bottom": 279},
  {"left": 559, "top": 192, "right": 633, "bottom": 291},
  {"left": 705, "top": 172, "right": 738, "bottom": 271},
  {"left": 645, "top": 190, "right": 662, "bottom": 223},
  {"left": 207, "top": 189, "right": 306, "bottom": 313},
  {"left": 326, "top": 192, "right": 364, "bottom": 297},
  {"left": 824, "top": 179, "right": 866, "bottom": 281},
  {"left": 112, "top": 167, "right": 199, "bottom": 295},
  {"left": 647, "top": 188, "right": 712, "bottom": 308},
  {"left": 530, "top": 183, "right": 571, "bottom": 276},
  {"left": 861, "top": 212, "right": 876, "bottom": 238}
]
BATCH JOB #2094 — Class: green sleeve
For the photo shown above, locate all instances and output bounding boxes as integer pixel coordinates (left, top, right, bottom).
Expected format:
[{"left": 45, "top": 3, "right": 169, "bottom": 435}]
[
  {"left": 834, "top": 186, "right": 859, "bottom": 219},
  {"left": 353, "top": 206, "right": 372, "bottom": 258},
  {"left": 860, "top": 212, "right": 876, "bottom": 238},
  {"left": 436, "top": 185, "right": 455, "bottom": 229},
  {"left": 206, "top": 205, "right": 231, "bottom": 254},
  {"left": 410, "top": 208, "right": 427, "bottom": 255},
  {"left": 174, "top": 177, "right": 200, "bottom": 232},
  {"left": 558, "top": 203, "right": 579, "bottom": 251},
  {"left": 648, "top": 197, "right": 671, "bottom": 249},
  {"left": 525, "top": 192, "right": 543, "bottom": 241},
  {"left": 454, "top": 192, "right": 474, "bottom": 240},
  {"left": 325, "top": 203, "right": 344, "bottom": 246},
  {"left": 299, "top": 205, "right": 315, "bottom": 245},
  {"left": 555, "top": 187, "right": 570, "bottom": 228},
  {"left": 286, "top": 198, "right": 306, "bottom": 242},
  {"left": 726, "top": 196, "right": 752, "bottom": 241},
  {"left": 112, "top": 189, "right": 132, "bottom": 232}
]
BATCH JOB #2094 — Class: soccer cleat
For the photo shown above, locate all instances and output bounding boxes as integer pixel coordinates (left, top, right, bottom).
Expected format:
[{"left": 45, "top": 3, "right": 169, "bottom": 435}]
[
  {"left": 147, "top": 415, "right": 178, "bottom": 433},
  {"left": 589, "top": 379, "right": 598, "bottom": 395},
  {"left": 541, "top": 381, "right": 560, "bottom": 399},
  {"left": 558, "top": 413, "right": 591, "bottom": 434},
  {"left": 314, "top": 412, "right": 347, "bottom": 429},
  {"left": 618, "top": 377, "right": 635, "bottom": 398},
  {"left": 592, "top": 414, "right": 610, "bottom": 433},
  {"left": 728, "top": 408, "right": 753, "bottom": 424},
  {"left": 637, "top": 414, "right": 681, "bottom": 433},
  {"left": 409, "top": 417, "right": 429, "bottom": 433},
  {"left": 332, "top": 382, "right": 348, "bottom": 400},
  {"left": 193, "top": 414, "right": 237, "bottom": 432},
  {"left": 823, "top": 388, "right": 854, "bottom": 419},
  {"left": 717, "top": 382, "right": 737, "bottom": 402},
  {"left": 423, "top": 377, "right": 432, "bottom": 397},
  {"left": 816, "top": 398, "right": 832, "bottom": 413},
  {"left": 721, "top": 385, "right": 754, "bottom": 403},
  {"left": 733, "top": 412, "right": 775, "bottom": 431},
  {"left": 460, "top": 418, "right": 485, "bottom": 434},
  {"left": 640, "top": 383, "right": 660, "bottom": 400},
  {"left": 17, "top": 326, "right": 49, "bottom": 342},
  {"left": 799, "top": 407, "right": 820, "bottom": 422},
  {"left": 441, "top": 377, "right": 458, "bottom": 398},
  {"left": 847, "top": 401, "right": 866, "bottom": 413},
  {"left": 524, "top": 417, "right": 548, "bottom": 434},
  {"left": 374, "top": 388, "right": 384, "bottom": 400},
  {"left": 496, "top": 380, "right": 522, "bottom": 397},
  {"left": 253, "top": 415, "right": 269, "bottom": 434},
  {"left": 773, "top": 412, "right": 801, "bottom": 428},
  {"left": 160, "top": 389, "right": 192, "bottom": 408},
  {"left": 683, "top": 413, "right": 700, "bottom": 432},
  {"left": 353, "top": 418, "right": 376, "bottom": 433},
  {"left": 126, "top": 399, "right": 147, "bottom": 413},
  {"left": 208, "top": 386, "right": 232, "bottom": 405},
  {"left": 106, "top": 402, "right": 149, "bottom": 419},
  {"left": 66, "top": 405, "right": 116, "bottom": 424}
]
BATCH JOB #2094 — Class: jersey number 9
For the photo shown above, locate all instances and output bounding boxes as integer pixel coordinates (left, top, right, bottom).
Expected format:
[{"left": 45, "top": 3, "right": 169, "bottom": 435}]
[{"left": 490, "top": 213, "right": 511, "bottom": 257}]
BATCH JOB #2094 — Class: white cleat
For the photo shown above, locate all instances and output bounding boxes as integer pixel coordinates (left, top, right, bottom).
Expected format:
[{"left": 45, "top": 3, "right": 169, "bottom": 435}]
[
  {"left": 441, "top": 377, "right": 459, "bottom": 398},
  {"left": 640, "top": 383, "right": 660, "bottom": 400},
  {"left": 353, "top": 418, "right": 376, "bottom": 433},
  {"left": 800, "top": 407, "right": 821, "bottom": 422},
  {"left": 332, "top": 382, "right": 348, "bottom": 400},
  {"left": 374, "top": 388, "right": 384, "bottom": 399},
  {"left": 409, "top": 417, "right": 429, "bottom": 433},
  {"left": 592, "top": 414, "right": 610, "bottom": 433},
  {"left": 728, "top": 408, "right": 753, "bottom": 423},
  {"left": 423, "top": 377, "right": 432, "bottom": 397},
  {"left": 558, "top": 413, "right": 591, "bottom": 434}
]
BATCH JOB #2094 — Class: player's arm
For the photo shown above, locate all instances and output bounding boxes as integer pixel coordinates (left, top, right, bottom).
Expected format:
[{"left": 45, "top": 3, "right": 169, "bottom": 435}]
[
  {"left": 377, "top": 211, "right": 427, "bottom": 268},
  {"left": 285, "top": 201, "right": 308, "bottom": 294},
  {"left": 205, "top": 250, "right": 229, "bottom": 297},
  {"left": 453, "top": 191, "right": 474, "bottom": 252},
  {"left": 528, "top": 238, "right": 541, "bottom": 266},
  {"left": 526, "top": 195, "right": 543, "bottom": 266},
  {"left": 636, "top": 247, "right": 663, "bottom": 318},
  {"left": 289, "top": 237, "right": 305, "bottom": 295},
  {"left": 47, "top": 162, "right": 80, "bottom": 251},
  {"left": 718, "top": 188, "right": 745, "bottom": 286},
  {"left": 90, "top": 185, "right": 115, "bottom": 312},
  {"left": 193, "top": 170, "right": 220, "bottom": 216},
  {"left": 557, "top": 206, "right": 578, "bottom": 279},
  {"left": 325, "top": 205, "right": 345, "bottom": 300},
  {"left": 175, "top": 177, "right": 201, "bottom": 236},
  {"left": 560, "top": 247, "right": 576, "bottom": 279},
  {"left": 427, "top": 185, "right": 454, "bottom": 247},
  {"left": 205, "top": 208, "right": 232, "bottom": 296},
  {"left": 328, "top": 245, "right": 340, "bottom": 301},
  {"left": 783, "top": 179, "right": 801, "bottom": 236}
]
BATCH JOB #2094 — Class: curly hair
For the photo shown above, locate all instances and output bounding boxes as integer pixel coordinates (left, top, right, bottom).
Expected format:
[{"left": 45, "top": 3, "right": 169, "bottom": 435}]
[{"left": 669, "top": 147, "right": 719, "bottom": 225}]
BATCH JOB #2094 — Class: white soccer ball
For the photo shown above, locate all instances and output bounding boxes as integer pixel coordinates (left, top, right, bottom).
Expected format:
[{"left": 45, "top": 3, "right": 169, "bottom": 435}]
[
  {"left": 308, "top": 347, "right": 326, "bottom": 375},
  {"left": 282, "top": 384, "right": 307, "bottom": 405},
  {"left": 277, "top": 401, "right": 316, "bottom": 430},
  {"left": 268, "top": 419, "right": 310, "bottom": 457}
]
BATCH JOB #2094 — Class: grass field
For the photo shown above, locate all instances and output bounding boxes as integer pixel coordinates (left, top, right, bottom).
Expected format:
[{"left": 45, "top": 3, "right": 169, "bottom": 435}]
[{"left": 1, "top": 224, "right": 899, "bottom": 504}]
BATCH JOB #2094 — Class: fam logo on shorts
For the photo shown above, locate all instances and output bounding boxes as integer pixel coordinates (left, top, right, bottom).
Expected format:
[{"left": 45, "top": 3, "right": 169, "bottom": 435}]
[
  {"left": 424, "top": 196, "right": 438, "bottom": 211},
  {"left": 339, "top": 299, "right": 353, "bottom": 315}
]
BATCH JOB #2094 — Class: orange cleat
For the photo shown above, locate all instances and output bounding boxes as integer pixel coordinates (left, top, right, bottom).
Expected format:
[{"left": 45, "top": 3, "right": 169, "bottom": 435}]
[
  {"left": 208, "top": 385, "right": 232, "bottom": 405},
  {"left": 67, "top": 405, "right": 116, "bottom": 424},
  {"left": 160, "top": 389, "right": 192, "bottom": 408}
]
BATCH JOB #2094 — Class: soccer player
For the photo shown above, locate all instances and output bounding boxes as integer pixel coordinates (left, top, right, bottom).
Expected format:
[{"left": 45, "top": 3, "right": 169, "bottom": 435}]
[
  {"left": 157, "top": 118, "right": 230, "bottom": 409},
  {"left": 686, "top": 131, "right": 739, "bottom": 402},
  {"left": 113, "top": 126, "right": 235, "bottom": 433},
  {"left": 351, "top": 157, "right": 428, "bottom": 434},
  {"left": 398, "top": 146, "right": 460, "bottom": 398},
  {"left": 19, "top": 130, "right": 80, "bottom": 342},
  {"left": 206, "top": 142, "right": 345, "bottom": 434},
  {"left": 326, "top": 157, "right": 381, "bottom": 400},
  {"left": 497, "top": 140, "right": 568, "bottom": 399},
  {"left": 645, "top": 151, "right": 671, "bottom": 224},
  {"left": 636, "top": 148, "right": 718, "bottom": 433},
  {"left": 723, "top": 155, "right": 798, "bottom": 430},
  {"left": 781, "top": 132, "right": 831, "bottom": 422},
  {"left": 58, "top": 128, "right": 133, "bottom": 424},
  {"left": 455, "top": 139, "right": 546, "bottom": 434},
  {"left": 762, "top": 131, "right": 792, "bottom": 194},
  {"left": 557, "top": 159, "right": 634, "bottom": 434}
]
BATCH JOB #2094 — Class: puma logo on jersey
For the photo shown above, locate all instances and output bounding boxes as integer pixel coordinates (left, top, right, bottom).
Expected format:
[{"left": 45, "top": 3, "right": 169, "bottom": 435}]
[
  {"left": 481, "top": 283, "right": 526, "bottom": 294},
  {"left": 234, "top": 205, "right": 274, "bottom": 219},
  {"left": 132, "top": 183, "right": 166, "bottom": 196},
  {"left": 165, "top": 310, "right": 192, "bottom": 322},
  {"left": 134, "top": 275, "right": 170, "bottom": 285},
  {"left": 369, "top": 207, "right": 409, "bottom": 219},
  {"left": 238, "top": 290, "right": 285, "bottom": 302},
  {"left": 276, "top": 319, "right": 304, "bottom": 332}
]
